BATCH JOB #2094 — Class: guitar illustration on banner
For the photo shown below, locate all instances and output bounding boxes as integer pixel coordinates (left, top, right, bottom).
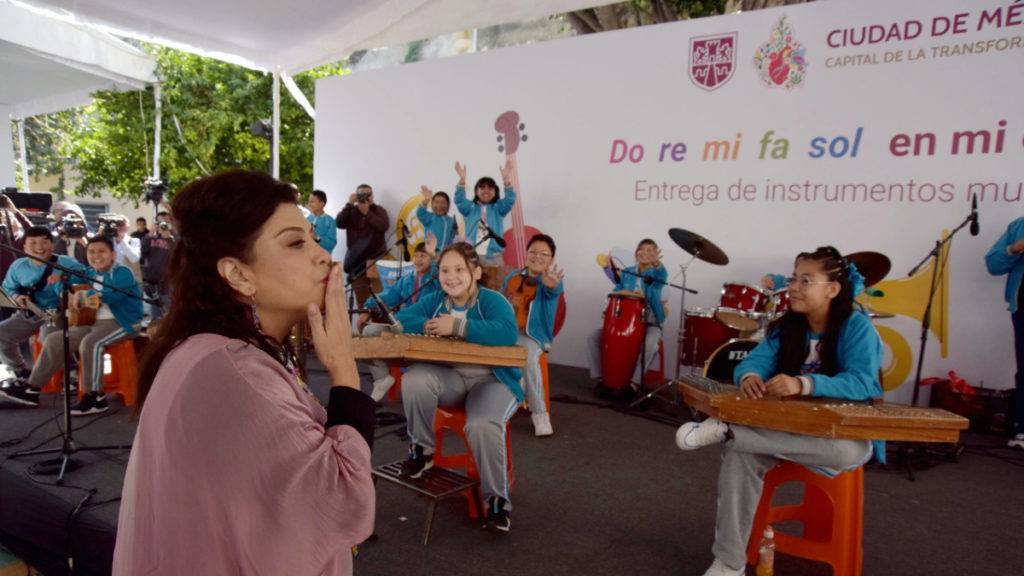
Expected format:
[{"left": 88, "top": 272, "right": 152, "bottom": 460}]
[{"left": 493, "top": 110, "right": 567, "bottom": 335}]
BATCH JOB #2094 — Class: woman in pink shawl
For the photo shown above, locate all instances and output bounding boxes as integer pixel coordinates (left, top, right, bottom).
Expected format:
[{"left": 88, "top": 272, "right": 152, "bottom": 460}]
[{"left": 113, "top": 170, "right": 376, "bottom": 576}]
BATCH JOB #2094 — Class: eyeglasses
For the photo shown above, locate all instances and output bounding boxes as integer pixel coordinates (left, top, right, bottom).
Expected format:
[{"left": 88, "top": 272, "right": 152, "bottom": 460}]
[
  {"left": 786, "top": 276, "right": 834, "bottom": 291},
  {"left": 527, "top": 250, "right": 552, "bottom": 258}
]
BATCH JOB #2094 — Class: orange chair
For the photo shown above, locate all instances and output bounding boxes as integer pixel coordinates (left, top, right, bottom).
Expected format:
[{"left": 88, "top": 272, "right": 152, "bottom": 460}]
[
  {"left": 386, "top": 363, "right": 403, "bottom": 402},
  {"left": 746, "top": 461, "right": 864, "bottom": 576},
  {"left": 433, "top": 406, "right": 513, "bottom": 518},
  {"left": 77, "top": 338, "right": 139, "bottom": 407},
  {"left": 537, "top": 352, "right": 551, "bottom": 414}
]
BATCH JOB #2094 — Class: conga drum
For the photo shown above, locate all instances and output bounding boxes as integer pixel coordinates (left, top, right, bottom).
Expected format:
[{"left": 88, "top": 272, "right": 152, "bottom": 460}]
[{"left": 600, "top": 292, "right": 646, "bottom": 391}]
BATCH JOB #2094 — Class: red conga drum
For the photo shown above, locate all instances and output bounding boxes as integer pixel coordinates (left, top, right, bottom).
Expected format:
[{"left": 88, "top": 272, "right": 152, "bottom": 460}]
[{"left": 600, "top": 292, "right": 646, "bottom": 391}]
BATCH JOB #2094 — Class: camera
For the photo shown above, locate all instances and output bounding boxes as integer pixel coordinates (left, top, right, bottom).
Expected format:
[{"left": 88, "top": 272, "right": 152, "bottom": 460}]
[
  {"left": 355, "top": 190, "right": 371, "bottom": 203},
  {"left": 97, "top": 213, "right": 124, "bottom": 240},
  {"left": 158, "top": 221, "right": 171, "bottom": 231},
  {"left": 143, "top": 178, "right": 167, "bottom": 206},
  {"left": 59, "top": 214, "right": 88, "bottom": 239}
]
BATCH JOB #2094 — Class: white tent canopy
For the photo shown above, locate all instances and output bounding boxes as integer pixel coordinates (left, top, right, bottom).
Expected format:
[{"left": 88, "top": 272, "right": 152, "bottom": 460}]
[
  {"left": 1, "top": 0, "right": 156, "bottom": 119},
  {"left": 18, "top": 0, "right": 613, "bottom": 73},
  {"left": 1, "top": 0, "right": 157, "bottom": 187}
]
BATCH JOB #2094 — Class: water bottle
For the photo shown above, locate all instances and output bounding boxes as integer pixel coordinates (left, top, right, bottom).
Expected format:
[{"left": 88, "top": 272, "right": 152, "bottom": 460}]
[{"left": 756, "top": 526, "right": 775, "bottom": 576}]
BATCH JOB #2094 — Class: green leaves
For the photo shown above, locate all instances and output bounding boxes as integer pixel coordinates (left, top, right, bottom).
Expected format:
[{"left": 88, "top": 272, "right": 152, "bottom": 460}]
[{"left": 18, "top": 45, "right": 347, "bottom": 203}]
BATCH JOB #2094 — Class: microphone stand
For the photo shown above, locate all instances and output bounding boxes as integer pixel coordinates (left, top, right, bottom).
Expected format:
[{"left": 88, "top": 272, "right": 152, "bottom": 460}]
[
  {"left": 891, "top": 201, "right": 973, "bottom": 482},
  {"left": 2, "top": 242, "right": 158, "bottom": 484}
]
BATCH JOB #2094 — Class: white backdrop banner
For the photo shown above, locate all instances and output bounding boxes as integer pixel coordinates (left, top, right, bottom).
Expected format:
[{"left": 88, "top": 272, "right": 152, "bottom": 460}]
[{"left": 315, "top": 0, "right": 1024, "bottom": 403}]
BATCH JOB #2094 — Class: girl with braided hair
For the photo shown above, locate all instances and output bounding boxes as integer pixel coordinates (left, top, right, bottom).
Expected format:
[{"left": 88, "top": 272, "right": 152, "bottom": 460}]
[{"left": 675, "top": 246, "right": 883, "bottom": 576}]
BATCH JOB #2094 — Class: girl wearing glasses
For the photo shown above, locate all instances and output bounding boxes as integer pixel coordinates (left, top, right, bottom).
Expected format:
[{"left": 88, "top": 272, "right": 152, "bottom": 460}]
[
  {"left": 500, "top": 234, "right": 565, "bottom": 436},
  {"left": 587, "top": 238, "right": 668, "bottom": 396},
  {"left": 394, "top": 242, "right": 521, "bottom": 532},
  {"left": 674, "top": 246, "right": 883, "bottom": 576}
]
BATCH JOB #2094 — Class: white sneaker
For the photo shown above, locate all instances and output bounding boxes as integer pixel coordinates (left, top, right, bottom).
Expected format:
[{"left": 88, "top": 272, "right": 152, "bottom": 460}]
[
  {"left": 676, "top": 418, "right": 729, "bottom": 451},
  {"left": 701, "top": 557, "right": 745, "bottom": 576},
  {"left": 531, "top": 412, "right": 553, "bottom": 437},
  {"left": 1008, "top": 433, "right": 1024, "bottom": 450},
  {"left": 370, "top": 375, "right": 396, "bottom": 402}
]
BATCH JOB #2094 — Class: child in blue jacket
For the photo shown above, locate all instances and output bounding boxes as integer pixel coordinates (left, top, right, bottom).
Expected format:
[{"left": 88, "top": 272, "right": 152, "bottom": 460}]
[
  {"left": 985, "top": 216, "right": 1024, "bottom": 449},
  {"left": 587, "top": 238, "right": 668, "bottom": 395},
  {"left": 395, "top": 242, "right": 521, "bottom": 532},
  {"left": 4, "top": 236, "right": 142, "bottom": 415},
  {"left": 675, "top": 246, "right": 882, "bottom": 576},
  {"left": 453, "top": 160, "right": 516, "bottom": 266},
  {"left": 359, "top": 238, "right": 439, "bottom": 401},
  {"left": 416, "top": 185, "right": 457, "bottom": 250},
  {"left": 501, "top": 234, "right": 564, "bottom": 436}
]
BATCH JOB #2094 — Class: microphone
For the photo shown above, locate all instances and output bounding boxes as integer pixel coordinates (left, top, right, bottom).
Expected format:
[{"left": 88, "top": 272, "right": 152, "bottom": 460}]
[
  {"left": 396, "top": 220, "right": 411, "bottom": 245},
  {"left": 368, "top": 292, "right": 403, "bottom": 333},
  {"left": 970, "top": 194, "right": 979, "bottom": 237},
  {"left": 480, "top": 222, "right": 507, "bottom": 248}
]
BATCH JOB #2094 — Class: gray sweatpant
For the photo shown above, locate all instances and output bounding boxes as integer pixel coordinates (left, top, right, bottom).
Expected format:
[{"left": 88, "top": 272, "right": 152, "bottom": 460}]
[
  {"left": 359, "top": 323, "right": 392, "bottom": 381},
  {"left": 587, "top": 326, "right": 662, "bottom": 382},
  {"left": 711, "top": 425, "right": 872, "bottom": 570},
  {"left": 0, "top": 311, "right": 49, "bottom": 375},
  {"left": 401, "top": 362, "right": 519, "bottom": 507},
  {"left": 516, "top": 333, "right": 547, "bottom": 415},
  {"left": 28, "top": 319, "right": 132, "bottom": 393}
]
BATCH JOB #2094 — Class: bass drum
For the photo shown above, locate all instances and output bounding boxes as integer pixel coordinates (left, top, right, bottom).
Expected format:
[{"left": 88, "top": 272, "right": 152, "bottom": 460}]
[{"left": 703, "top": 339, "right": 760, "bottom": 383}]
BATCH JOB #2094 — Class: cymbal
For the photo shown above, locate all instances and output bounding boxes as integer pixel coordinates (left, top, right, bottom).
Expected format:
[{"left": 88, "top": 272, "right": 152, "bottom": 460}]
[
  {"left": 846, "top": 251, "right": 891, "bottom": 287},
  {"left": 668, "top": 228, "right": 729, "bottom": 266}
]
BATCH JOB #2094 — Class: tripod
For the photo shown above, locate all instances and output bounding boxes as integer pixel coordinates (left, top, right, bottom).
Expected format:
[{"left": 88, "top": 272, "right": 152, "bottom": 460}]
[{"left": 2, "top": 243, "right": 156, "bottom": 484}]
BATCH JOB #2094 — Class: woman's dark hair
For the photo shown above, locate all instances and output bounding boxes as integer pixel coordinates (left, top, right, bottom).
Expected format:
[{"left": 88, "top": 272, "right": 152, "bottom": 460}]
[
  {"left": 768, "top": 245, "right": 855, "bottom": 377},
  {"left": 527, "top": 233, "right": 556, "bottom": 257},
  {"left": 136, "top": 169, "right": 300, "bottom": 410},
  {"left": 432, "top": 191, "right": 450, "bottom": 210},
  {"left": 473, "top": 177, "right": 500, "bottom": 204}
]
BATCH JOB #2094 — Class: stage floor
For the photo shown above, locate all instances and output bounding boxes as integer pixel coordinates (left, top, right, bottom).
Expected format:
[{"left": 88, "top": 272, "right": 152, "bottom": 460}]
[{"left": 1, "top": 362, "right": 1022, "bottom": 575}]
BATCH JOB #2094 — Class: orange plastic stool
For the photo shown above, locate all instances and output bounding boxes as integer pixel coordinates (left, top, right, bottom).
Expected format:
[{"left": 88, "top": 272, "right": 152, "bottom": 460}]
[
  {"left": 386, "top": 363, "right": 403, "bottom": 402},
  {"left": 746, "top": 461, "right": 864, "bottom": 575},
  {"left": 537, "top": 352, "right": 551, "bottom": 413},
  {"left": 31, "top": 332, "right": 65, "bottom": 393},
  {"left": 78, "top": 339, "right": 139, "bottom": 407},
  {"left": 642, "top": 340, "right": 665, "bottom": 387},
  {"left": 433, "top": 406, "right": 513, "bottom": 518}
]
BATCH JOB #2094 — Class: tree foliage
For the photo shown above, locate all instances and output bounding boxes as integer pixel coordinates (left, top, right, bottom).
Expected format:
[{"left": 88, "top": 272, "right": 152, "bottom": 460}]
[
  {"left": 568, "top": 0, "right": 811, "bottom": 34},
  {"left": 17, "top": 46, "right": 345, "bottom": 202}
]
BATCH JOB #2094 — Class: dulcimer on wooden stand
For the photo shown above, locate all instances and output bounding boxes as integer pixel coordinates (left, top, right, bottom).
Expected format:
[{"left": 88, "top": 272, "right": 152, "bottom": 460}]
[
  {"left": 678, "top": 374, "right": 969, "bottom": 443},
  {"left": 352, "top": 332, "right": 526, "bottom": 368}
]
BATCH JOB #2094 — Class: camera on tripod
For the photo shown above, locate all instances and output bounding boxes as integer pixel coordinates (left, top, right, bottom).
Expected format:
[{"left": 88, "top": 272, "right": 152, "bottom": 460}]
[{"left": 143, "top": 178, "right": 167, "bottom": 207}]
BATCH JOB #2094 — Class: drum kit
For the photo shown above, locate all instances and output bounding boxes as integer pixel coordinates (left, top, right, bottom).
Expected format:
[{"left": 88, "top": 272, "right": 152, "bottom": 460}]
[{"left": 597, "top": 229, "right": 895, "bottom": 404}]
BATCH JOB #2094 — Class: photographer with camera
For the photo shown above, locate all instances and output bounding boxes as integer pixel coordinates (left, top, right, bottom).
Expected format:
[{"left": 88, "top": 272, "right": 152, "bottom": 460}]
[
  {"left": 336, "top": 184, "right": 389, "bottom": 305},
  {"left": 52, "top": 202, "right": 90, "bottom": 266},
  {"left": 141, "top": 211, "right": 176, "bottom": 321}
]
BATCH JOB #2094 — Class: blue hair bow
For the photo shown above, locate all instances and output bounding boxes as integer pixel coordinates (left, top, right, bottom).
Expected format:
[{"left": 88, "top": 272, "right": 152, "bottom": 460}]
[{"left": 847, "top": 262, "right": 866, "bottom": 298}]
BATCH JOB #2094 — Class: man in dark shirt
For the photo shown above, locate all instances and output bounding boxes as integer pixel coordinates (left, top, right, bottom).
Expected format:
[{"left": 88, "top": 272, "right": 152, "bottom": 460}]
[
  {"left": 140, "top": 211, "right": 176, "bottom": 322},
  {"left": 336, "top": 184, "right": 389, "bottom": 306},
  {"left": 131, "top": 217, "right": 150, "bottom": 240}
]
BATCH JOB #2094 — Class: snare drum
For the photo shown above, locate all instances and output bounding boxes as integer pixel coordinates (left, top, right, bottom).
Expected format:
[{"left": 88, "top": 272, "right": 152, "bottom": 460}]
[
  {"left": 680, "top": 308, "right": 740, "bottom": 368},
  {"left": 600, "top": 292, "right": 646, "bottom": 390},
  {"left": 720, "top": 282, "right": 770, "bottom": 313},
  {"left": 703, "top": 339, "right": 760, "bottom": 383}
]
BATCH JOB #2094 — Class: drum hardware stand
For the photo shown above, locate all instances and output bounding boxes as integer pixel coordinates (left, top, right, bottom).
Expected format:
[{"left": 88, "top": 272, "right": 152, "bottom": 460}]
[{"left": 627, "top": 252, "right": 698, "bottom": 410}]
